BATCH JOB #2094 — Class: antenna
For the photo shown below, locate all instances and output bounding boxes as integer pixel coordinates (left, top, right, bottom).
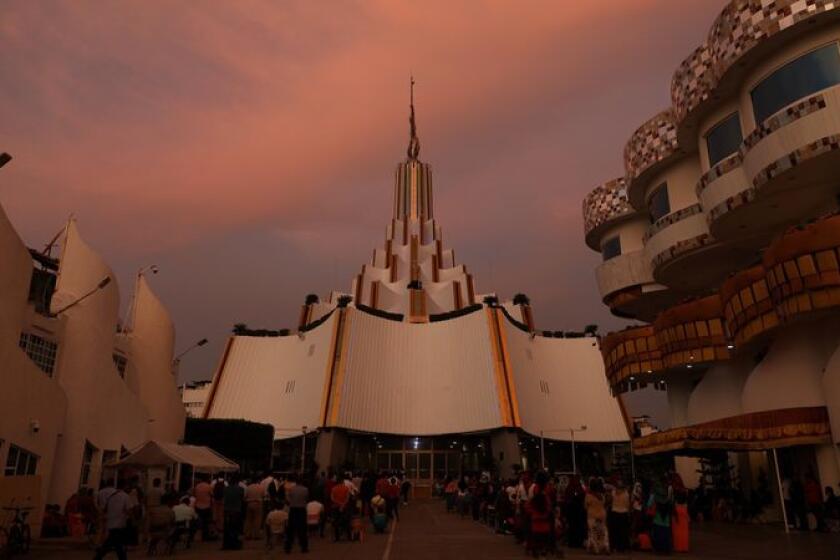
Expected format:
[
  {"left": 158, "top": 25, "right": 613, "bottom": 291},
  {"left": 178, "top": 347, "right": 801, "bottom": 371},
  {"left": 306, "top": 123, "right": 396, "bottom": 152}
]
[{"left": 407, "top": 76, "right": 420, "bottom": 160}]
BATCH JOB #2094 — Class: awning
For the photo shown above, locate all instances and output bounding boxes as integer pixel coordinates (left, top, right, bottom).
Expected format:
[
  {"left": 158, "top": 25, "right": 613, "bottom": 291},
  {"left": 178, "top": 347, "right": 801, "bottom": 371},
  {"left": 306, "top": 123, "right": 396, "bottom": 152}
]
[
  {"left": 106, "top": 440, "right": 239, "bottom": 472},
  {"left": 633, "top": 406, "right": 832, "bottom": 455}
]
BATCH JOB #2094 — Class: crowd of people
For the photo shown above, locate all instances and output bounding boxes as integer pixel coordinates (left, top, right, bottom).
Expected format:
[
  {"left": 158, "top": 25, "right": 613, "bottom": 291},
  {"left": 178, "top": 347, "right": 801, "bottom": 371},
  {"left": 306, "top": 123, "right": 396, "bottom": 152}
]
[
  {"left": 439, "top": 470, "right": 691, "bottom": 557},
  {"left": 50, "top": 469, "right": 412, "bottom": 558},
  {"left": 38, "top": 465, "right": 840, "bottom": 558}
]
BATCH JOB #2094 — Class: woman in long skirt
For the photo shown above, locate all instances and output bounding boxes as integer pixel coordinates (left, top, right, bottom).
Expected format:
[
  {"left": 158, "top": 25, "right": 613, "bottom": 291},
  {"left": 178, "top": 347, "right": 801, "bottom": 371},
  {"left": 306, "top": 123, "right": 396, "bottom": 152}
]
[
  {"left": 585, "top": 478, "right": 610, "bottom": 554},
  {"left": 672, "top": 488, "right": 689, "bottom": 552},
  {"left": 648, "top": 480, "right": 673, "bottom": 554}
]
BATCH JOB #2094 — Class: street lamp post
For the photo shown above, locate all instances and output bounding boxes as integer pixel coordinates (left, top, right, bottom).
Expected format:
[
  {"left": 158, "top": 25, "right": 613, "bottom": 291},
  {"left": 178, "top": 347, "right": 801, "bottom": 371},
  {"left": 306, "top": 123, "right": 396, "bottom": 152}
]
[
  {"left": 540, "top": 425, "right": 587, "bottom": 473},
  {"left": 276, "top": 426, "right": 315, "bottom": 474}
]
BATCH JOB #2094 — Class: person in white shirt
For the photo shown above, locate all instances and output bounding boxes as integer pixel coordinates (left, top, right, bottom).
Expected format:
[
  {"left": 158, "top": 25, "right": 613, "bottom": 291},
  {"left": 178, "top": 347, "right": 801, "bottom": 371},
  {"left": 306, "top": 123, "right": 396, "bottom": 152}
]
[
  {"left": 306, "top": 500, "right": 325, "bottom": 537},
  {"left": 170, "top": 497, "right": 198, "bottom": 548}
]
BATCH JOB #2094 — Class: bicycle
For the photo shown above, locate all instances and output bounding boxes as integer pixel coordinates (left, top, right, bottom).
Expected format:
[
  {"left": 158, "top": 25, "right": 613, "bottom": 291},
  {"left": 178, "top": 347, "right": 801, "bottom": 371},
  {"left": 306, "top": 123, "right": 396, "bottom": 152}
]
[{"left": 0, "top": 502, "right": 33, "bottom": 558}]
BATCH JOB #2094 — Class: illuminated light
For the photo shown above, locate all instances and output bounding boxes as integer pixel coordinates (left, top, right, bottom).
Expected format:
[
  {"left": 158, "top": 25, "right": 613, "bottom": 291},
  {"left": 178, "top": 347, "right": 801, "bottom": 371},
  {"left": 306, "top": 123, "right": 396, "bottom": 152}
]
[
  {"left": 687, "top": 364, "right": 693, "bottom": 369},
  {"left": 629, "top": 376, "right": 635, "bottom": 381},
  {"left": 646, "top": 370, "right": 652, "bottom": 374},
  {"left": 727, "top": 344, "right": 735, "bottom": 350}
]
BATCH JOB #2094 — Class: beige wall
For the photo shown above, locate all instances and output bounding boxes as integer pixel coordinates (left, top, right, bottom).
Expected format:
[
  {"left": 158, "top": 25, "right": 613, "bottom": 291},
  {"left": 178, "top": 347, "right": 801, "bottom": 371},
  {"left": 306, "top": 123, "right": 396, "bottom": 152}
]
[
  {"left": 0, "top": 202, "right": 67, "bottom": 513},
  {"left": 643, "top": 156, "right": 702, "bottom": 215}
]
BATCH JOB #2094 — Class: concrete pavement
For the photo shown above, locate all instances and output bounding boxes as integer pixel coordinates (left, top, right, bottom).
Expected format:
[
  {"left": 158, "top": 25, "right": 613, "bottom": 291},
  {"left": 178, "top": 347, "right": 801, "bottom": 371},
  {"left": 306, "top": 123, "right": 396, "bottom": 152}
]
[{"left": 29, "top": 498, "right": 840, "bottom": 559}]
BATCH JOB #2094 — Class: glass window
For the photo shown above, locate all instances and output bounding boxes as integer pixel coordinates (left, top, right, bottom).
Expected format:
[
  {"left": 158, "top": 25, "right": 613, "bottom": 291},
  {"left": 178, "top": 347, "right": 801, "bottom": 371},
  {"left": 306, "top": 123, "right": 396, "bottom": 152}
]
[
  {"left": 602, "top": 236, "right": 621, "bottom": 261},
  {"left": 112, "top": 354, "right": 127, "bottom": 379},
  {"left": 79, "top": 441, "right": 98, "bottom": 488},
  {"left": 19, "top": 332, "right": 58, "bottom": 377},
  {"left": 705, "top": 112, "right": 743, "bottom": 167},
  {"left": 648, "top": 183, "right": 671, "bottom": 223},
  {"left": 751, "top": 43, "right": 840, "bottom": 124},
  {"left": 4, "top": 445, "right": 38, "bottom": 476}
]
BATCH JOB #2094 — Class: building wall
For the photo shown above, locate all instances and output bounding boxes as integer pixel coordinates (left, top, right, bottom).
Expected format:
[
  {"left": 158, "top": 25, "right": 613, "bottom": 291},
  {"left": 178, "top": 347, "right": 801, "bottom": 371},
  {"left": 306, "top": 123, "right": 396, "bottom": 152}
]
[
  {"left": 502, "top": 322, "right": 628, "bottom": 443},
  {"left": 336, "top": 308, "right": 503, "bottom": 435},
  {"left": 206, "top": 313, "right": 336, "bottom": 439},
  {"left": 0, "top": 202, "right": 67, "bottom": 513},
  {"left": 47, "top": 221, "right": 153, "bottom": 503},
  {"left": 126, "top": 275, "right": 185, "bottom": 441}
]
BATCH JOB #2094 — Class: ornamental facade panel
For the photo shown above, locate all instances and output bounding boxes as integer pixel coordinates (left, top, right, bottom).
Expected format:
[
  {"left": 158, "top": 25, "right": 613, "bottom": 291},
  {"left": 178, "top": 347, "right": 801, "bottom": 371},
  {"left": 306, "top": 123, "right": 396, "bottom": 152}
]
[{"left": 582, "top": 177, "right": 632, "bottom": 240}]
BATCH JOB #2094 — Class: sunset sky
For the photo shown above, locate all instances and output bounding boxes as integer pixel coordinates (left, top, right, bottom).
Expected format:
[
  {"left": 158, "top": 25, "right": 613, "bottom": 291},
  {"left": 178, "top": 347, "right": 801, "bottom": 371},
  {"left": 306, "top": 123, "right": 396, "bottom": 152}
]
[{"left": 1, "top": 1, "right": 725, "bottom": 422}]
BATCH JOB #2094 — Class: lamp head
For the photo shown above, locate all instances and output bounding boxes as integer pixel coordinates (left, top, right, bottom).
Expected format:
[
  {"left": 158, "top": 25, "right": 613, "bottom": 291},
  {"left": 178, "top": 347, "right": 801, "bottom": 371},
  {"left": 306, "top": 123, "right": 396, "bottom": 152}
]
[
  {"left": 97, "top": 277, "right": 112, "bottom": 289},
  {"left": 197, "top": 338, "right": 208, "bottom": 347}
]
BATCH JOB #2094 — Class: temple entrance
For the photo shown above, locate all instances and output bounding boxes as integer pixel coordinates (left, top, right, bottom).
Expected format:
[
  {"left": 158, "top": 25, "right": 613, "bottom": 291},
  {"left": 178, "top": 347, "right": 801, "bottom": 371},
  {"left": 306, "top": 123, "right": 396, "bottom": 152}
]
[{"left": 347, "top": 434, "right": 491, "bottom": 498}]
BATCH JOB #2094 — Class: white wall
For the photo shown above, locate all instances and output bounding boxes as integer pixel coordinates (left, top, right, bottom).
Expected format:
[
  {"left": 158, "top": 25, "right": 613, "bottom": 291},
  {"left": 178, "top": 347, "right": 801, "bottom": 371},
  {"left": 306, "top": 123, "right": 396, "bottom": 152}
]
[
  {"left": 206, "top": 314, "right": 336, "bottom": 439},
  {"left": 503, "top": 322, "right": 628, "bottom": 443},
  {"left": 48, "top": 221, "right": 151, "bottom": 503},
  {"left": 126, "top": 275, "right": 185, "bottom": 441},
  {"left": 336, "top": 308, "right": 503, "bottom": 435}
]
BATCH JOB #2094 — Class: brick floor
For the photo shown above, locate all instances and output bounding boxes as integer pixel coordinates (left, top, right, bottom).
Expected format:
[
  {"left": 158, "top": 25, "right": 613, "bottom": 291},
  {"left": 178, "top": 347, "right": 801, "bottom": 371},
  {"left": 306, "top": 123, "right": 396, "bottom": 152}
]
[{"left": 29, "top": 499, "right": 840, "bottom": 559}]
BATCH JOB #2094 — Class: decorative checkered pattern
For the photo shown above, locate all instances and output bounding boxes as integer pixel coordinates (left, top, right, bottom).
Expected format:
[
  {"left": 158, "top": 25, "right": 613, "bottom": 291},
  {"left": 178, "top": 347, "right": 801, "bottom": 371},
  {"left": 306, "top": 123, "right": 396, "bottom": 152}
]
[
  {"left": 753, "top": 133, "right": 840, "bottom": 186},
  {"left": 623, "top": 109, "right": 679, "bottom": 180},
  {"left": 671, "top": 44, "right": 716, "bottom": 122},
  {"left": 743, "top": 94, "right": 827, "bottom": 149},
  {"left": 672, "top": 0, "right": 839, "bottom": 121},
  {"left": 582, "top": 177, "right": 633, "bottom": 238},
  {"left": 644, "top": 203, "right": 704, "bottom": 242},
  {"left": 696, "top": 152, "right": 744, "bottom": 198},
  {"left": 650, "top": 233, "right": 715, "bottom": 271}
]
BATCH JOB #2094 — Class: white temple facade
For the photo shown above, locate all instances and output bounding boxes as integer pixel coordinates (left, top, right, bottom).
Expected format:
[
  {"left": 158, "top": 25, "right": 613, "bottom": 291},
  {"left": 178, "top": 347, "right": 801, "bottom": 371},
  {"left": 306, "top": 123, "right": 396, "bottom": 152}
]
[
  {"left": 204, "top": 95, "right": 629, "bottom": 491},
  {"left": 0, "top": 172, "right": 185, "bottom": 522}
]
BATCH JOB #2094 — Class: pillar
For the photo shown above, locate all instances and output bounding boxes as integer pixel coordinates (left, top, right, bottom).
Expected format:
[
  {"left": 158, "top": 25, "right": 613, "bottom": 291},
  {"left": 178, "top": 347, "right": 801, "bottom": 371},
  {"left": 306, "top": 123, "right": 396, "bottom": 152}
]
[
  {"left": 313, "top": 429, "right": 349, "bottom": 474},
  {"left": 491, "top": 429, "right": 521, "bottom": 479}
]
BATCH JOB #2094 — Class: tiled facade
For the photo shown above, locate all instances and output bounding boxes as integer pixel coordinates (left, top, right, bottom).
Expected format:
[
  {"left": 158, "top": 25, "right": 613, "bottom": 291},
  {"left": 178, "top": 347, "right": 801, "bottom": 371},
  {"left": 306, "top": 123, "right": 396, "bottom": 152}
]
[
  {"left": 582, "top": 177, "right": 632, "bottom": 240},
  {"left": 623, "top": 110, "right": 679, "bottom": 181},
  {"left": 672, "top": 0, "right": 840, "bottom": 121}
]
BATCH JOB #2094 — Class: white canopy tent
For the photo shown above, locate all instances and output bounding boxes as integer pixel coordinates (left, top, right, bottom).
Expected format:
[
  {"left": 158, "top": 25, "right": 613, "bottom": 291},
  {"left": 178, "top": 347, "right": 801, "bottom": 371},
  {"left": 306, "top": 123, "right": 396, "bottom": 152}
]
[{"left": 107, "top": 440, "right": 239, "bottom": 474}]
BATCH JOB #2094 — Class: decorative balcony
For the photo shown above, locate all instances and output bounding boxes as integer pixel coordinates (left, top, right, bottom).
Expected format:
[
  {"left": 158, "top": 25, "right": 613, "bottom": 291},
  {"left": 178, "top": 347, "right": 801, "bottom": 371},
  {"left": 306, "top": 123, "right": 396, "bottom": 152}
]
[
  {"left": 623, "top": 110, "right": 679, "bottom": 204},
  {"left": 764, "top": 213, "right": 840, "bottom": 322},
  {"left": 595, "top": 250, "right": 674, "bottom": 321},
  {"left": 654, "top": 294, "right": 731, "bottom": 370},
  {"left": 720, "top": 265, "right": 780, "bottom": 348},
  {"left": 600, "top": 326, "right": 663, "bottom": 394},
  {"left": 671, "top": 0, "right": 840, "bottom": 134},
  {"left": 645, "top": 203, "right": 715, "bottom": 287},
  {"left": 582, "top": 177, "right": 634, "bottom": 250}
]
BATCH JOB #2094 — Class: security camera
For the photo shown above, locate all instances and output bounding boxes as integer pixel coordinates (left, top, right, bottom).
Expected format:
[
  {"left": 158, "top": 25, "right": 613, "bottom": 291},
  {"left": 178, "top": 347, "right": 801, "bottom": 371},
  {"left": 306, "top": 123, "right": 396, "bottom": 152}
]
[{"left": 30, "top": 420, "right": 40, "bottom": 433}]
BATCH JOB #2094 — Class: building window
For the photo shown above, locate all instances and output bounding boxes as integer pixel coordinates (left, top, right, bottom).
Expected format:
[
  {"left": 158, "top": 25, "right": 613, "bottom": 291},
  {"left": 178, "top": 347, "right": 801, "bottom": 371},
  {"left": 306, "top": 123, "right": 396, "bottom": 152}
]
[
  {"left": 4, "top": 445, "right": 38, "bottom": 476},
  {"left": 751, "top": 43, "right": 840, "bottom": 125},
  {"left": 19, "top": 332, "right": 58, "bottom": 377},
  {"left": 705, "top": 112, "right": 742, "bottom": 167},
  {"left": 602, "top": 236, "right": 622, "bottom": 261},
  {"left": 79, "top": 441, "right": 98, "bottom": 488},
  {"left": 112, "top": 354, "right": 127, "bottom": 379},
  {"left": 648, "top": 183, "right": 670, "bottom": 223}
]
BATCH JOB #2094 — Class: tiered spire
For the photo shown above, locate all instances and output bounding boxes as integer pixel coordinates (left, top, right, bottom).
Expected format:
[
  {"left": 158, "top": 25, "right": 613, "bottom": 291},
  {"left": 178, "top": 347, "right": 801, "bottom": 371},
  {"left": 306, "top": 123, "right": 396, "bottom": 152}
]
[{"left": 407, "top": 76, "right": 420, "bottom": 161}]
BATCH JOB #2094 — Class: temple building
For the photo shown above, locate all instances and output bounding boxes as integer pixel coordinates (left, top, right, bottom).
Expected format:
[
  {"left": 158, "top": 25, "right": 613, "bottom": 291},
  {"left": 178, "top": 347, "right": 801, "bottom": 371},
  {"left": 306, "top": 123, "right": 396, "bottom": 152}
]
[
  {"left": 0, "top": 154, "right": 185, "bottom": 524},
  {"left": 203, "top": 86, "right": 629, "bottom": 491},
  {"left": 582, "top": 0, "right": 840, "bottom": 521}
]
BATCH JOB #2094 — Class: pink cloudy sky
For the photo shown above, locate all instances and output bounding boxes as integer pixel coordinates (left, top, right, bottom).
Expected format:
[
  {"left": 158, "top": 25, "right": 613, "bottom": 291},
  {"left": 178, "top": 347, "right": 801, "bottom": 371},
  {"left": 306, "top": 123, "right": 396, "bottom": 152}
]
[{"left": 1, "top": 0, "right": 725, "bottom": 421}]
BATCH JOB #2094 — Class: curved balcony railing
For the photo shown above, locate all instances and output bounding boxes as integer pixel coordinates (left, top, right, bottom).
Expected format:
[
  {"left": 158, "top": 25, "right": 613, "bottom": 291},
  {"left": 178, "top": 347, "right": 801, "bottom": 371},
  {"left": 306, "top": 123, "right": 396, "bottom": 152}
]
[
  {"left": 601, "top": 326, "right": 663, "bottom": 393},
  {"left": 582, "top": 177, "right": 634, "bottom": 249},
  {"left": 654, "top": 294, "right": 731, "bottom": 369},
  {"left": 764, "top": 213, "right": 840, "bottom": 322},
  {"left": 720, "top": 265, "right": 780, "bottom": 347},
  {"left": 645, "top": 204, "right": 713, "bottom": 276}
]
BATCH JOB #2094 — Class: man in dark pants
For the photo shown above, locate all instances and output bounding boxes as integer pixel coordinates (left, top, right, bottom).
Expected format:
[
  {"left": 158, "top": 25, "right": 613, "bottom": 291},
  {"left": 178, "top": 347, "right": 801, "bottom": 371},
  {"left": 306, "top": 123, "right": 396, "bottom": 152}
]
[
  {"left": 93, "top": 480, "right": 131, "bottom": 560},
  {"left": 285, "top": 474, "right": 309, "bottom": 553}
]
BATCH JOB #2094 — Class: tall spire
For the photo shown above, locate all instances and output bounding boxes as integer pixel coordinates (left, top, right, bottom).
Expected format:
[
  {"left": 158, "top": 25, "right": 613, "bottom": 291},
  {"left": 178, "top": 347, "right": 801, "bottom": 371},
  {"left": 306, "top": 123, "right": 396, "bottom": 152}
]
[{"left": 407, "top": 76, "right": 420, "bottom": 161}]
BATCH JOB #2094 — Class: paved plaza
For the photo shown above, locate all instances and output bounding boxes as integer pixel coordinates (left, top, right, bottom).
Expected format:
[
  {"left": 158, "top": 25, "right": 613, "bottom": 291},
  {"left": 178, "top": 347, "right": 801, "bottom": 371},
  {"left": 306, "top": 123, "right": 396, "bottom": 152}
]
[{"left": 29, "top": 499, "right": 840, "bottom": 560}]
